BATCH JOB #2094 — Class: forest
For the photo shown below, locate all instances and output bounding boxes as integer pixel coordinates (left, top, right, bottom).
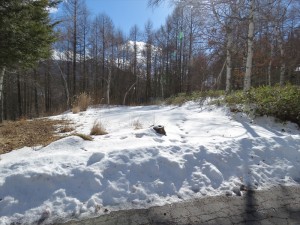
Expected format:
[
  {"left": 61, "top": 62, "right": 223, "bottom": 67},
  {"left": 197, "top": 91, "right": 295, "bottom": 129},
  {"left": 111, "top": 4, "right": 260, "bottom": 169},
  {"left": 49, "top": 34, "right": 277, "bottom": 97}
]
[{"left": 0, "top": 0, "right": 299, "bottom": 121}]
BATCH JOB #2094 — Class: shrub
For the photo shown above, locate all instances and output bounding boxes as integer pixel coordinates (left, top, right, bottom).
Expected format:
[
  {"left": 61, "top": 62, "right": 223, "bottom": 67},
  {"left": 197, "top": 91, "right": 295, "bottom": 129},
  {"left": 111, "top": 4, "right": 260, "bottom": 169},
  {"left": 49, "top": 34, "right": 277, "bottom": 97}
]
[
  {"left": 225, "top": 84, "right": 300, "bottom": 126},
  {"left": 165, "top": 90, "right": 224, "bottom": 105},
  {"left": 72, "top": 92, "right": 92, "bottom": 113},
  {"left": 224, "top": 91, "right": 245, "bottom": 105},
  {"left": 165, "top": 93, "right": 187, "bottom": 105},
  {"left": 90, "top": 121, "right": 108, "bottom": 135}
]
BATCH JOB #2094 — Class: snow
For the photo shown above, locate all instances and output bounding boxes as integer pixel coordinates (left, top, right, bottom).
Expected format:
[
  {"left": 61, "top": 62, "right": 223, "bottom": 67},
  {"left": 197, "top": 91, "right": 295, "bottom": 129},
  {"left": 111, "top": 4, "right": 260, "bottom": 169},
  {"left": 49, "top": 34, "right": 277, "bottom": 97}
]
[{"left": 0, "top": 101, "right": 300, "bottom": 224}]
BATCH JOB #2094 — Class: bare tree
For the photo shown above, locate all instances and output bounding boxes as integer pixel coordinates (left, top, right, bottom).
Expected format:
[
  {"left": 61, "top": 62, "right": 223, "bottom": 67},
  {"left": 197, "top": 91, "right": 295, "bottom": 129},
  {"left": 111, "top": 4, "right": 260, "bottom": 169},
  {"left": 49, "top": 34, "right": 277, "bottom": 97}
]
[
  {"left": 62, "top": 0, "right": 86, "bottom": 96},
  {"left": 244, "top": 0, "right": 255, "bottom": 92},
  {"left": 77, "top": 3, "right": 90, "bottom": 92},
  {"left": 130, "top": 25, "right": 140, "bottom": 102},
  {"left": 210, "top": 1, "right": 238, "bottom": 93},
  {"left": 144, "top": 20, "right": 153, "bottom": 102}
]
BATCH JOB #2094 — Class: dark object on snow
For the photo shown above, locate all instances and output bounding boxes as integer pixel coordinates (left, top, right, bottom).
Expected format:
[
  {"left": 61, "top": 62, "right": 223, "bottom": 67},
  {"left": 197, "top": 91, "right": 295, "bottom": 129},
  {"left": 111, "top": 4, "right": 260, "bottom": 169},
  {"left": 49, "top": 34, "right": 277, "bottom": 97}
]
[
  {"left": 225, "top": 190, "right": 233, "bottom": 197},
  {"left": 232, "top": 186, "right": 242, "bottom": 196},
  {"left": 240, "top": 184, "right": 247, "bottom": 191},
  {"left": 153, "top": 125, "right": 166, "bottom": 136}
]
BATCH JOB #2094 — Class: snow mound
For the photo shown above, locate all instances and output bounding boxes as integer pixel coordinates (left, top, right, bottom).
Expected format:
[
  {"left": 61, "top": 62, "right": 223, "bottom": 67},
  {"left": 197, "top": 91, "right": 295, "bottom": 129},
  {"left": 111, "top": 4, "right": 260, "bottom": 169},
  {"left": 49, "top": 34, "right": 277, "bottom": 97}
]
[{"left": 0, "top": 102, "right": 299, "bottom": 224}]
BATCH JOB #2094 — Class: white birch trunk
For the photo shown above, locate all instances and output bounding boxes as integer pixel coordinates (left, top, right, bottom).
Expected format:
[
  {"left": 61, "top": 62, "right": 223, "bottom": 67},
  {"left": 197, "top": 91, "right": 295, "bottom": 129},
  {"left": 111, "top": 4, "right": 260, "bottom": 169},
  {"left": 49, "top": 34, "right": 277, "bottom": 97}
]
[
  {"left": 280, "top": 62, "right": 286, "bottom": 86},
  {"left": 211, "top": 2, "right": 234, "bottom": 93},
  {"left": 0, "top": 67, "right": 5, "bottom": 103},
  {"left": 123, "top": 81, "right": 137, "bottom": 105},
  {"left": 244, "top": 0, "right": 255, "bottom": 92},
  {"left": 226, "top": 28, "right": 233, "bottom": 93},
  {"left": 55, "top": 61, "right": 70, "bottom": 107},
  {"left": 216, "top": 60, "right": 226, "bottom": 90},
  {"left": 268, "top": 40, "right": 274, "bottom": 86},
  {"left": 277, "top": 29, "right": 286, "bottom": 86}
]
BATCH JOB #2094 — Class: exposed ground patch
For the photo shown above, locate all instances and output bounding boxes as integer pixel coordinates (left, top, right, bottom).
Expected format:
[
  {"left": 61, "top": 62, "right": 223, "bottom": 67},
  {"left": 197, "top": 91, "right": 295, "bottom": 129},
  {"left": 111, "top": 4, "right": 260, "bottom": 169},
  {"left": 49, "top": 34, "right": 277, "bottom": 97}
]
[{"left": 0, "top": 119, "right": 70, "bottom": 154}]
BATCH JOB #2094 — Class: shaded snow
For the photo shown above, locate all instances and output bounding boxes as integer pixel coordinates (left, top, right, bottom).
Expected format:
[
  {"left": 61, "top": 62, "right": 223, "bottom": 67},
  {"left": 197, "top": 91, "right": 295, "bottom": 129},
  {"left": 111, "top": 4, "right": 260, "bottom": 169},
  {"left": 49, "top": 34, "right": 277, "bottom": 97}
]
[{"left": 0, "top": 102, "right": 300, "bottom": 224}]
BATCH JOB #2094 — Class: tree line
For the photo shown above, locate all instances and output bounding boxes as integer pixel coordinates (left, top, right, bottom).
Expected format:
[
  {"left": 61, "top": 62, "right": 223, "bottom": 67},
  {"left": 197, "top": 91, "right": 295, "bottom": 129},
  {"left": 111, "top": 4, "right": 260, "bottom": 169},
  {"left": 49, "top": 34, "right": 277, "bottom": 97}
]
[{"left": 0, "top": 0, "right": 299, "bottom": 121}]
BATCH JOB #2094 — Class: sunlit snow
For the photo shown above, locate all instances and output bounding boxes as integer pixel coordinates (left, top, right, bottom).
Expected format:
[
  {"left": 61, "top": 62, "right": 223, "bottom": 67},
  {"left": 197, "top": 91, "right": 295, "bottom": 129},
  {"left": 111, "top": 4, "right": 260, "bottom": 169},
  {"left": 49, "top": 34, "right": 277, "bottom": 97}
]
[{"left": 0, "top": 101, "right": 299, "bottom": 224}]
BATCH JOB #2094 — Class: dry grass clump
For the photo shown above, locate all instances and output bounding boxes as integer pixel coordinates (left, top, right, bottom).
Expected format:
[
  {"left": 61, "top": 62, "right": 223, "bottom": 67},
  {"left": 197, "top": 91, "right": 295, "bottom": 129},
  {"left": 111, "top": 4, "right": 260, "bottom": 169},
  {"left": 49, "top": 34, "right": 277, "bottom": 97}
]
[
  {"left": 0, "top": 119, "right": 69, "bottom": 154},
  {"left": 90, "top": 121, "right": 108, "bottom": 135},
  {"left": 132, "top": 119, "right": 143, "bottom": 130},
  {"left": 59, "top": 125, "right": 75, "bottom": 133},
  {"left": 72, "top": 92, "right": 92, "bottom": 113},
  {"left": 72, "top": 106, "right": 80, "bottom": 114},
  {"left": 74, "top": 133, "right": 93, "bottom": 141}
]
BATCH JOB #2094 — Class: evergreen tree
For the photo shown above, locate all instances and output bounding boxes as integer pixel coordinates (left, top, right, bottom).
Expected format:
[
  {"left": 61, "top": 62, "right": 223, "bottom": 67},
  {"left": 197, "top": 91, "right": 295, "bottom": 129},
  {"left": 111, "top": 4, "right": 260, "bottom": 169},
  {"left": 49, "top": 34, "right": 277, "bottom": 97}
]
[{"left": 0, "top": 0, "right": 60, "bottom": 107}]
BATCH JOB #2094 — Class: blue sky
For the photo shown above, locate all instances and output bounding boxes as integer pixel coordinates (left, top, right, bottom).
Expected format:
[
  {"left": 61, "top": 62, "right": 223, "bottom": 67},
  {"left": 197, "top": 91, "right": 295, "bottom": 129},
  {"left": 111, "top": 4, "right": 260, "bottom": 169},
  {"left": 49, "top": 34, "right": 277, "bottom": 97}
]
[{"left": 56, "top": 0, "right": 173, "bottom": 35}]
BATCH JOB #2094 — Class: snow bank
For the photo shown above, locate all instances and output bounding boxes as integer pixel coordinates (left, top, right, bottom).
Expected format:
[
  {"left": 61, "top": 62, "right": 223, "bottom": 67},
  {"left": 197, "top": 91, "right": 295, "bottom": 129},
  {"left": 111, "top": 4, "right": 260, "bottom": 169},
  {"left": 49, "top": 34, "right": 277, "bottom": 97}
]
[{"left": 0, "top": 102, "right": 299, "bottom": 224}]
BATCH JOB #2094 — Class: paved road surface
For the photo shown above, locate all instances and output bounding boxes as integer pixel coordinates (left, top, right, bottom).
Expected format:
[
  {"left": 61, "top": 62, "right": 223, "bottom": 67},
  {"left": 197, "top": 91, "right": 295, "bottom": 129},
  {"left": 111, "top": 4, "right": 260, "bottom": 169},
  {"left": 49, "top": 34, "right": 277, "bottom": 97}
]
[{"left": 57, "top": 185, "right": 300, "bottom": 225}]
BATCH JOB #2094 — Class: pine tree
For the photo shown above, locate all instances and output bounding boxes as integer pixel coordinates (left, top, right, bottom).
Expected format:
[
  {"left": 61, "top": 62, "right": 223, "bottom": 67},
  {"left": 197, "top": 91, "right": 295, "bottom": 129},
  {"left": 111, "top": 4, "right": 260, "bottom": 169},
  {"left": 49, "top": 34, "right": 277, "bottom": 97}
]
[{"left": 0, "top": 0, "right": 60, "bottom": 111}]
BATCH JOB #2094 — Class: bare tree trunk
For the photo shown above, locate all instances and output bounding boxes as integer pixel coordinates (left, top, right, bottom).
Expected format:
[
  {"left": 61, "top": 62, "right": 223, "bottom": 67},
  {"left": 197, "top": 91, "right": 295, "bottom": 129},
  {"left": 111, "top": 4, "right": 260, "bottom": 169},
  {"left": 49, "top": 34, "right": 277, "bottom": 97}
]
[
  {"left": 34, "top": 69, "right": 39, "bottom": 117},
  {"left": 17, "top": 73, "right": 22, "bottom": 117},
  {"left": 280, "top": 62, "right": 286, "bottom": 86},
  {"left": 226, "top": 28, "right": 233, "bottom": 93},
  {"left": 187, "top": 7, "right": 193, "bottom": 94},
  {"left": 277, "top": 27, "right": 286, "bottom": 86},
  {"left": 216, "top": 59, "right": 226, "bottom": 90},
  {"left": 244, "top": 0, "right": 255, "bottom": 92},
  {"left": 106, "top": 67, "right": 111, "bottom": 105},
  {"left": 268, "top": 40, "right": 274, "bottom": 86},
  {"left": 0, "top": 67, "right": 5, "bottom": 122},
  {"left": 123, "top": 81, "right": 137, "bottom": 105},
  {"left": 72, "top": 0, "right": 78, "bottom": 96},
  {"left": 211, "top": 2, "right": 234, "bottom": 94},
  {"left": 160, "top": 75, "right": 164, "bottom": 99},
  {"left": 55, "top": 61, "right": 70, "bottom": 107},
  {"left": 0, "top": 91, "right": 3, "bottom": 123},
  {"left": 0, "top": 67, "right": 5, "bottom": 104}
]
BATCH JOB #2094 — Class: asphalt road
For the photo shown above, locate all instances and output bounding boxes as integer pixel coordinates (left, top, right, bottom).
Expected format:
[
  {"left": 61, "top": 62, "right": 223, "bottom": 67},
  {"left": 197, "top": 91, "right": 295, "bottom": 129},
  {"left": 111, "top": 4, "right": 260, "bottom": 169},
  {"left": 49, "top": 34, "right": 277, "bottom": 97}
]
[{"left": 57, "top": 185, "right": 300, "bottom": 225}]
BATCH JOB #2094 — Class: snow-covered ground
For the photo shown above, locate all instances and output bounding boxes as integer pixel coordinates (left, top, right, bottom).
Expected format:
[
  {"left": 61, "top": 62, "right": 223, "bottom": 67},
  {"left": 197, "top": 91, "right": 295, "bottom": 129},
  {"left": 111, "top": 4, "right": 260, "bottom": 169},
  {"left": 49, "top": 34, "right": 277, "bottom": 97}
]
[{"left": 0, "top": 101, "right": 300, "bottom": 225}]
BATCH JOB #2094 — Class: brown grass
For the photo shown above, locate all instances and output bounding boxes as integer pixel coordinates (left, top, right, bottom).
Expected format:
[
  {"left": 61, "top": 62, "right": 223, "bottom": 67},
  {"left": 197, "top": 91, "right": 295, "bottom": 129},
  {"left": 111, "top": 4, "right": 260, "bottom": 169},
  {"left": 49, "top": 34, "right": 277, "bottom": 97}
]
[
  {"left": 90, "top": 121, "right": 108, "bottom": 135},
  {"left": 59, "top": 125, "right": 75, "bottom": 133},
  {"left": 132, "top": 119, "right": 143, "bottom": 130},
  {"left": 0, "top": 119, "right": 69, "bottom": 154},
  {"left": 74, "top": 133, "right": 93, "bottom": 141},
  {"left": 72, "top": 106, "right": 80, "bottom": 114},
  {"left": 72, "top": 92, "right": 92, "bottom": 113}
]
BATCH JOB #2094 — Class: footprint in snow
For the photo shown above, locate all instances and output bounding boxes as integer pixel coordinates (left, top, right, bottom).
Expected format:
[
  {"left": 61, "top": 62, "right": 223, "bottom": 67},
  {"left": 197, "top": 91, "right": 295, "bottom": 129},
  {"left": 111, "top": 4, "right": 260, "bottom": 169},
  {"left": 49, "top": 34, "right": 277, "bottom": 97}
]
[
  {"left": 135, "top": 133, "right": 145, "bottom": 138},
  {"left": 202, "top": 162, "right": 223, "bottom": 188},
  {"left": 87, "top": 153, "right": 105, "bottom": 166},
  {"left": 153, "top": 138, "right": 164, "bottom": 143}
]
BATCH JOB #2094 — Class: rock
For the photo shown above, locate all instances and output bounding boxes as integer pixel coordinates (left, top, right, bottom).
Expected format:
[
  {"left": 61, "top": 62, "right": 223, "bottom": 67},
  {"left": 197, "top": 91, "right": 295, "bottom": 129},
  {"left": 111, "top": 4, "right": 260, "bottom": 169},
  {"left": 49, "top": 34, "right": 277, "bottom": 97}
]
[
  {"left": 240, "top": 184, "right": 247, "bottom": 191},
  {"left": 153, "top": 125, "right": 166, "bottom": 136},
  {"left": 225, "top": 191, "right": 233, "bottom": 197},
  {"left": 232, "top": 186, "right": 242, "bottom": 196}
]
